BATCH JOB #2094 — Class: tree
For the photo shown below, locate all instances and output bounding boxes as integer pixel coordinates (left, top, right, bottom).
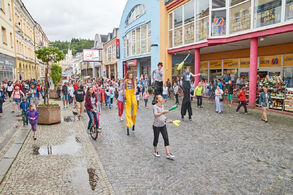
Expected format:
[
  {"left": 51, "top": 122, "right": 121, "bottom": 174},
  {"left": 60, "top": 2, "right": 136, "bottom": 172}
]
[
  {"left": 35, "top": 47, "right": 65, "bottom": 104},
  {"left": 50, "top": 64, "right": 62, "bottom": 90}
]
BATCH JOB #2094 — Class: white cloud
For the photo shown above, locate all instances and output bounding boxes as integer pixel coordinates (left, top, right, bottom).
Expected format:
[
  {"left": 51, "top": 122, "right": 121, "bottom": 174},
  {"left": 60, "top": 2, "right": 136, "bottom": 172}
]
[{"left": 22, "top": 0, "right": 128, "bottom": 41}]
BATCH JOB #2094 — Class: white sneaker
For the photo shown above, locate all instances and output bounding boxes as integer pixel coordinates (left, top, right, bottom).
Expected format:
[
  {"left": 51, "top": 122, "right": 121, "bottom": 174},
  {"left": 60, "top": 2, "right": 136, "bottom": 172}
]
[
  {"left": 166, "top": 153, "right": 175, "bottom": 160},
  {"left": 153, "top": 152, "right": 160, "bottom": 157}
]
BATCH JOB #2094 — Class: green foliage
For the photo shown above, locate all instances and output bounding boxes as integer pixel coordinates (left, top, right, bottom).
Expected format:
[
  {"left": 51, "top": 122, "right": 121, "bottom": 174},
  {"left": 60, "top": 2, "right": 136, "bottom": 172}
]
[
  {"left": 50, "top": 64, "right": 62, "bottom": 89},
  {"left": 51, "top": 38, "right": 94, "bottom": 56},
  {"left": 35, "top": 47, "right": 65, "bottom": 63}
]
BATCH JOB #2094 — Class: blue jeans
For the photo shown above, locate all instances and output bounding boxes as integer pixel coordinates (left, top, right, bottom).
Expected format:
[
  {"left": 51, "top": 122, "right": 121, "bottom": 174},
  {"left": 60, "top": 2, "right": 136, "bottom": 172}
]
[
  {"left": 0, "top": 100, "right": 3, "bottom": 113},
  {"left": 86, "top": 110, "right": 99, "bottom": 130},
  {"left": 106, "top": 96, "right": 111, "bottom": 108}
]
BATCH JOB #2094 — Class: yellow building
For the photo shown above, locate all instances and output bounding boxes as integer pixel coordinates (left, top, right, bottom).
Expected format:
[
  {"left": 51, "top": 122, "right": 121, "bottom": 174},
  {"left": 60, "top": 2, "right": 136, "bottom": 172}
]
[
  {"left": 0, "top": 0, "right": 15, "bottom": 81},
  {"left": 14, "top": 0, "right": 37, "bottom": 80}
]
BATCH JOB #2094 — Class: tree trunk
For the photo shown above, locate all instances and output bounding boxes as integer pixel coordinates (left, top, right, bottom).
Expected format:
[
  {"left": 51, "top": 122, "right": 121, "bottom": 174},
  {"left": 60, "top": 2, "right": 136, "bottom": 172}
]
[{"left": 44, "top": 62, "right": 49, "bottom": 105}]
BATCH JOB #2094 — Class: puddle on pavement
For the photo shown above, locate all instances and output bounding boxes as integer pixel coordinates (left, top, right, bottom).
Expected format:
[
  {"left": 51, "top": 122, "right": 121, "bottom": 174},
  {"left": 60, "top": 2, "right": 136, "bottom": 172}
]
[{"left": 32, "top": 135, "right": 81, "bottom": 156}]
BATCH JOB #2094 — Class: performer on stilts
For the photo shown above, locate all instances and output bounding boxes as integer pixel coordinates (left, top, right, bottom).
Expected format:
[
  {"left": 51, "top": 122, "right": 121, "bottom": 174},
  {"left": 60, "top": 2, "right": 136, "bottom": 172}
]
[
  {"left": 123, "top": 72, "right": 137, "bottom": 136},
  {"left": 181, "top": 67, "right": 200, "bottom": 121},
  {"left": 152, "top": 62, "right": 164, "bottom": 105}
]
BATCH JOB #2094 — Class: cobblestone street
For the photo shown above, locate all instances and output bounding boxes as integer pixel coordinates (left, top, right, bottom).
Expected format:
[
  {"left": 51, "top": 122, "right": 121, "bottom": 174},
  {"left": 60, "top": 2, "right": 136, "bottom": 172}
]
[{"left": 86, "top": 98, "right": 293, "bottom": 194}]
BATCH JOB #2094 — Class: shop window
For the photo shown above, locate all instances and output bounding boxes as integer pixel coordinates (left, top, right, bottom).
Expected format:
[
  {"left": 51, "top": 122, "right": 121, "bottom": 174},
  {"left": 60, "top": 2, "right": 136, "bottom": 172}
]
[
  {"left": 284, "top": 67, "right": 293, "bottom": 87},
  {"left": 136, "top": 27, "right": 141, "bottom": 55},
  {"left": 196, "top": 0, "right": 209, "bottom": 41},
  {"left": 213, "top": 0, "right": 226, "bottom": 9},
  {"left": 286, "top": 0, "right": 293, "bottom": 20},
  {"left": 147, "top": 22, "right": 151, "bottom": 53},
  {"left": 169, "top": 31, "right": 173, "bottom": 48},
  {"left": 10, "top": 32, "right": 13, "bottom": 48},
  {"left": 184, "top": 0, "right": 194, "bottom": 24},
  {"left": 141, "top": 24, "right": 147, "bottom": 54},
  {"left": 174, "top": 7, "right": 183, "bottom": 28},
  {"left": 174, "top": 27, "right": 183, "bottom": 46},
  {"left": 212, "top": 10, "right": 226, "bottom": 36},
  {"left": 131, "top": 30, "right": 136, "bottom": 56},
  {"left": 184, "top": 23, "right": 194, "bottom": 44},
  {"left": 230, "top": 1, "right": 251, "bottom": 33},
  {"left": 184, "top": 0, "right": 194, "bottom": 44},
  {"left": 254, "top": 0, "right": 282, "bottom": 28}
]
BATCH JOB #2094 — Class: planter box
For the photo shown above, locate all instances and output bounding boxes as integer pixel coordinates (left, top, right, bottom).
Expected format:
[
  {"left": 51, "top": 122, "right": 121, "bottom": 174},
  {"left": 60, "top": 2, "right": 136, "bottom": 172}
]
[
  {"left": 49, "top": 90, "right": 59, "bottom": 99},
  {"left": 37, "top": 106, "right": 61, "bottom": 125}
]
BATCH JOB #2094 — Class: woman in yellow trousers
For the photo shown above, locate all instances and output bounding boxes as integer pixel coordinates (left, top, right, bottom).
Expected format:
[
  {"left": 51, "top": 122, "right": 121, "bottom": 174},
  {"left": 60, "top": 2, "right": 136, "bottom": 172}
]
[{"left": 123, "top": 72, "right": 137, "bottom": 135}]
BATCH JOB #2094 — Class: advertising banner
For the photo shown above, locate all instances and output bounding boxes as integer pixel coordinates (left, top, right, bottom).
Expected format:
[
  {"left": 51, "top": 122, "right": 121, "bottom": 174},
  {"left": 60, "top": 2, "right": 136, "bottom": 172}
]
[
  {"left": 284, "top": 54, "right": 293, "bottom": 67},
  {"left": 200, "top": 61, "right": 209, "bottom": 69},
  {"left": 209, "top": 60, "right": 222, "bottom": 69},
  {"left": 223, "top": 59, "right": 238, "bottom": 69},
  {"left": 116, "top": 39, "right": 120, "bottom": 59},
  {"left": 240, "top": 58, "right": 250, "bottom": 68},
  {"left": 259, "top": 56, "right": 281, "bottom": 67},
  {"left": 83, "top": 49, "right": 101, "bottom": 62}
]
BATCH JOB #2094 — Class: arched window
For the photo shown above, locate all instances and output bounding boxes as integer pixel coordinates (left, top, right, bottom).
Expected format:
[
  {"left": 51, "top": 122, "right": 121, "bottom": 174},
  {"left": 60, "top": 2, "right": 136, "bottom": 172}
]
[{"left": 126, "top": 4, "right": 146, "bottom": 25}]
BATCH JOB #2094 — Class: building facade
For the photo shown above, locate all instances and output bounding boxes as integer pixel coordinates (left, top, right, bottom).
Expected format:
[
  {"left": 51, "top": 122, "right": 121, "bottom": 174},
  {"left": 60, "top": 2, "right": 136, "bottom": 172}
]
[
  {"left": 103, "top": 28, "right": 119, "bottom": 79},
  {"left": 163, "top": 0, "right": 293, "bottom": 107},
  {"left": 0, "top": 0, "right": 16, "bottom": 81},
  {"left": 118, "top": 0, "right": 161, "bottom": 79},
  {"left": 14, "top": 0, "right": 37, "bottom": 80}
]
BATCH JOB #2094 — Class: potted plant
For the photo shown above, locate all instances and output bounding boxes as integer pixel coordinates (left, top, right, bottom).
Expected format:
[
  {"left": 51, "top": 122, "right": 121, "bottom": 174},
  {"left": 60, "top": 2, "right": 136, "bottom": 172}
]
[
  {"left": 49, "top": 64, "right": 62, "bottom": 99},
  {"left": 35, "top": 47, "right": 64, "bottom": 125}
]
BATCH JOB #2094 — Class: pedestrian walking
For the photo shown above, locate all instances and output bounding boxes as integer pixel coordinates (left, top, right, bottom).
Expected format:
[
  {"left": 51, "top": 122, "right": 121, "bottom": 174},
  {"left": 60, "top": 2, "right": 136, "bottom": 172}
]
[
  {"left": 215, "top": 85, "right": 224, "bottom": 114},
  {"left": 117, "top": 86, "right": 125, "bottom": 121},
  {"left": 173, "top": 83, "right": 179, "bottom": 104},
  {"left": 152, "top": 95, "right": 175, "bottom": 160},
  {"left": 123, "top": 72, "right": 137, "bottom": 135},
  {"left": 226, "top": 80, "right": 234, "bottom": 107},
  {"left": 207, "top": 81, "right": 215, "bottom": 102},
  {"left": 28, "top": 83, "right": 40, "bottom": 106},
  {"left": 11, "top": 86, "right": 24, "bottom": 113},
  {"left": 26, "top": 104, "right": 39, "bottom": 140},
  {"left": 190, "top": 80, "right": 195, "bottom": 101},
  {"left": 68, "top": 82, "right": 74, "bottom": 105},
  {"left": 6, "top": 81, "right": 13, "bottom": 101},
  {"left": 0, "top": 86, "right": 6, "bottom": 117},
  {"left": 194, "top": 82, "right": 203, "bottom": 108},
  {"left": 152, "top": 62, "right": 164, "bottom": 105},
  {"left": 259, "top": 87, "right": 273, "bottom": 123},
  {"left": 74, "top": 85, "right": 86, "bottom": 120},
  {"left": 143, "top": 89, "right": 150, "bottom": 109},
  {"left": 236, "top": 87, "right": 248, "bottom": 114},
  {"left": 20, "top": 97, "right": 30, "bottom": 125},
  {"left": 61, "top": 82, "right": 69, "bottom": 109}
]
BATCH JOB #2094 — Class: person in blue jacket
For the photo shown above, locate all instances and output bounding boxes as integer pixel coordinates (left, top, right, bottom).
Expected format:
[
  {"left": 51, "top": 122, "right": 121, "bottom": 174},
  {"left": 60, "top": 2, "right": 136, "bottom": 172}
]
[
  {"left": 20, "top": 97, "right": 30, "bottom": 125},
  {"left": 0, "top": 86, "right": 6, "bottom": 117}
]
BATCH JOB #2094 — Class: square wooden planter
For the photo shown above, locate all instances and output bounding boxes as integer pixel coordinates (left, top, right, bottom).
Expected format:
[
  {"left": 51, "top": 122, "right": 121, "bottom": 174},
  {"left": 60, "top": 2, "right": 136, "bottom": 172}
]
[{"left": 37, "top": 106, "right": 61, "bottom": 125}]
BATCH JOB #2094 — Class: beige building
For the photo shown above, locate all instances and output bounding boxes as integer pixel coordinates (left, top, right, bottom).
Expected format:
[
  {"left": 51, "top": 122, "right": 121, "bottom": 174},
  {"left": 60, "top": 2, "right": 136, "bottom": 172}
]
[
  {"left": 0, "top": 0, "right": 16, "bottom": 81},
  {"left": 103, "top": 28, "right": 119, "bottom": 79}
]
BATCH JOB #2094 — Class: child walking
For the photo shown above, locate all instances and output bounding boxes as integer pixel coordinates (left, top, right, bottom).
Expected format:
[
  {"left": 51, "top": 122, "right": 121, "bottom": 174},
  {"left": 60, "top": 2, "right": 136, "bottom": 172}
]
[
  {"left": 26, "top": 104, "right": 39, "bottom": 140},
  {"left": 117, "top": 87, "right": 125, "bottom": 121},
  {"left": 20, "top": 97, "right": 30, "bottom": 125},
  {"left": 153, "top": 95, "right": 175, "bottom": 160},
  {"left": 143, "top": 89, "right": 149, "bottom": 109}
]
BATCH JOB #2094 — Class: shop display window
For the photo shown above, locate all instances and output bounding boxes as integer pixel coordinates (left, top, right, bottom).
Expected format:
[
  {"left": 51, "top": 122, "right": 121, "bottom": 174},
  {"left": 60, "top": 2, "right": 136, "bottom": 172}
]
[
  {"left": 174, "top": 27, "right": 183, "bottom": 46},
  {"left": 147, "top": 23, "right": 151, "bottom": 53},
  {"left": 196, "top": 0, "right": 209, "bottom": 41},
  {"left": 254, "top": 0, "right": 282, "bottom": 28},
  {"left": 200, "top": 70, "right": 209, "bottom": 81},
  {"left": 230, "top": 0, "right": 251, "bottom": 34},
  {"left": 210, "top": 69, "right": 222, "bottom": 82},
  {"left": 136, "top": 27, "right": 141, "bottom": 55},
  {"left": 184, "top": 23, "right": 194, "bottom": 44},
  {"left": 286, "top": 0, "right": 293, "bottom": 20},
  {"left": 213, "top": 0, "right": 226, "bottom": 9},
  {"left": 212, "top": 10, "right": 226, "bottom": 36},
  {"left": 284, "top": 67, "right": 293, "bottom": 87}
]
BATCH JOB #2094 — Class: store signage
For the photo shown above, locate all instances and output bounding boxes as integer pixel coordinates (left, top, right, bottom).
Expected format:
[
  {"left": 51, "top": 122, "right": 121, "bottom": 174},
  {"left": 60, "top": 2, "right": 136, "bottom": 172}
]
[
  {"left": 284, "top": 54, "right": 293, "bottom": 67},
  {"left": 200, "top": 61, "right": 208, "bottom": 69},
  {"left": 116, "top": 39, "right": 120, "bottom": 59},
  {"left": 214, "top": 17, "right": 224, "bottom": 26},
  {"left": 223, "top": 59, "right": 238, "bottom": 69},
  {"left": 240, "top": 58, "right": 250, "bottom": 68},
  {"left": 209, "top": 60, "right": 222, "bottom": 69},
  {"left": 127, "top": 59, "right": 137, "bottom": 67},
  {"left": 259, "top": 56, "right": 281, "bottom": 67}
]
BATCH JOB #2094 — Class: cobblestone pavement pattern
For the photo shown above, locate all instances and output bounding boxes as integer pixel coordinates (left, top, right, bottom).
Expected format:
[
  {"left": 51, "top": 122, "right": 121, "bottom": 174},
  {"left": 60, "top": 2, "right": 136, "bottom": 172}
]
[
  {"left": 0, "top": 104, "right": 114, "bottom": 194},
  {"left": 86, "top": 99, "right": 293, "bottom": 194}
]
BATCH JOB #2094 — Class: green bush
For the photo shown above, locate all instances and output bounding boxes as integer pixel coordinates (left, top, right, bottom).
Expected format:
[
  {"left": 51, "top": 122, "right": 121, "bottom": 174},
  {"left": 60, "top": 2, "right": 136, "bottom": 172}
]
[{"left": 50, "top": 64, "right": 62, "bottom": 90}]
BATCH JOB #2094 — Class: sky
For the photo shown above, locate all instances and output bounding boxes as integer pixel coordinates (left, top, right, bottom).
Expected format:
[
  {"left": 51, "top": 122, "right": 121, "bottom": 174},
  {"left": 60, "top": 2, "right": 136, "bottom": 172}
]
[{"left": 22, "top": 0, "right": 128, "bottom": 41}]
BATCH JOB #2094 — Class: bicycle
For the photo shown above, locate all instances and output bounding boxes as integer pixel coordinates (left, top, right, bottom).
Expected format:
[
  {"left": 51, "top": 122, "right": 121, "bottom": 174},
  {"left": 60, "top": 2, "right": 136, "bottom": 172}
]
[{"left": 89, "top": 110, "right": 99, "bottom": 140}]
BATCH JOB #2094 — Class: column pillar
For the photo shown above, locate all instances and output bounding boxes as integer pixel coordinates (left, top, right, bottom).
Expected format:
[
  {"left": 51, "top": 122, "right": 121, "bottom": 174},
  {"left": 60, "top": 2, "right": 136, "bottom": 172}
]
[
  {"left": 249, "top": 38, "right": 258, "bottom": 106},
  {"left": 194, "top": 48, "right": 200, "bottom": 86}
]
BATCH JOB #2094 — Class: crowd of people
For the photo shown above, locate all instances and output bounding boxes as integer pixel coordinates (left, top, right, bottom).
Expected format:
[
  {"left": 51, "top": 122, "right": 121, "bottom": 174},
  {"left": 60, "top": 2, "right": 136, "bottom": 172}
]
[{"left": 0, "top": 63, "right": 275, "bottom": 158}]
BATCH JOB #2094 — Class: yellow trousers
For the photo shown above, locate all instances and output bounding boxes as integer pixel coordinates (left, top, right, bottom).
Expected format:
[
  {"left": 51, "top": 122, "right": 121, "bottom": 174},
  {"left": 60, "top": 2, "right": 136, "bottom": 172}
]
[{"left": 125, "top": 89, "right": 137, "bottom": 128}]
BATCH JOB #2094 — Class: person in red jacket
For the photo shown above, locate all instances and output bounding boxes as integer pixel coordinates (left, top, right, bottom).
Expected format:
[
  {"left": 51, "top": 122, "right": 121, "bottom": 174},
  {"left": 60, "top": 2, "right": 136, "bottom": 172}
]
[
  {"left": 236, "top": 87, "right": 248, "bottom": 114},
  {"left": 85, "top": 87, "right": 99, "bottom": 133}
]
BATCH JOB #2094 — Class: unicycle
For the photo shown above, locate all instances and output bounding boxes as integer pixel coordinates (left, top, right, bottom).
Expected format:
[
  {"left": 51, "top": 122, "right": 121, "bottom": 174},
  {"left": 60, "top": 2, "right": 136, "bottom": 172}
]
[{"left": 90, "top": 111, "right": 99, "bottom": 140}]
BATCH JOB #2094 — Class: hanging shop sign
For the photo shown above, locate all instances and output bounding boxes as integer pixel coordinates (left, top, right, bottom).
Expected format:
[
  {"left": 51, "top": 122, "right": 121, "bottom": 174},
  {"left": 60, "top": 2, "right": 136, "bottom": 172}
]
[
  {"left": 126, "top": 59, "right": 137, "bottom": 67},
  {"left": 200, "top": 61, "right": 208, "bottom": 69},
  {"left": 116, "top": 39, "right": 120, "bottom": 59},
  {"left": 284, "top": 54, "right": 293, "bottom": 67},
  {"left": 223, "top": 59, "right": 238, "bottom": 69},
  {"left": 209, "top": 60, "right": 222, "bottom": 69},
  {"left": 123, "top": 62, "right": 127, "bottom": 78},
  {"left": 259, "top": 56, "right": 281, "bottom": 67},
  {"left": 240, "top": 58, "right": 250, "bottom": 68}
]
